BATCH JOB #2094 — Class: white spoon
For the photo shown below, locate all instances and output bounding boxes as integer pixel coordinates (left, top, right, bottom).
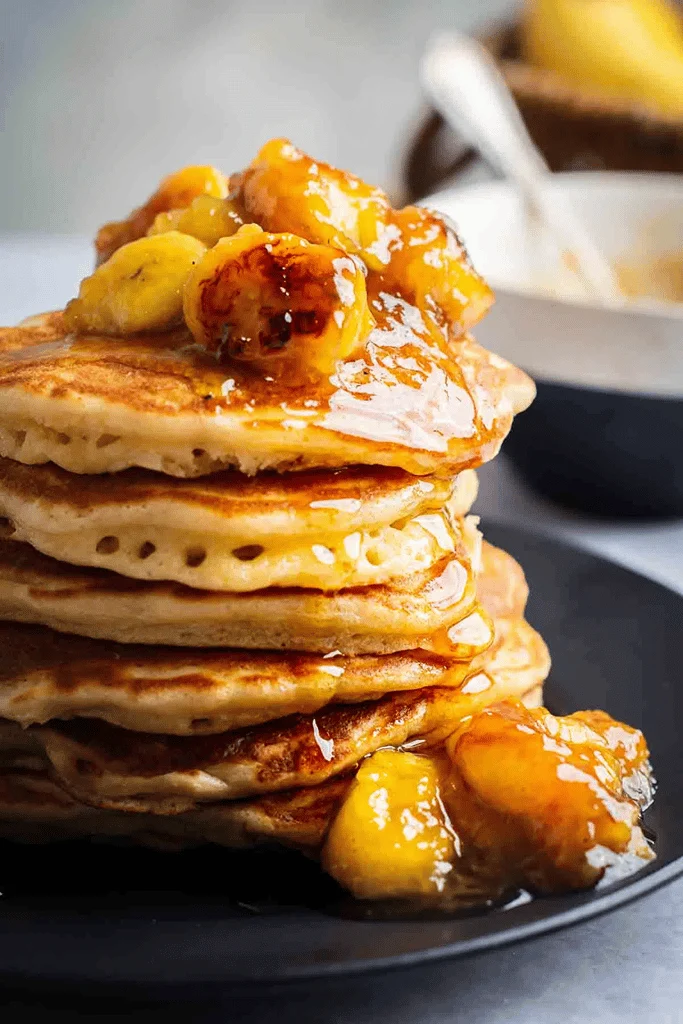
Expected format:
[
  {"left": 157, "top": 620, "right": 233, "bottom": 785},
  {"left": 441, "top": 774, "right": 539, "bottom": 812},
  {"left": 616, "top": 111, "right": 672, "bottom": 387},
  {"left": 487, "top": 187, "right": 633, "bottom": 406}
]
[{"left": 420, "top": 31, "right": 622, "bottom": 304}]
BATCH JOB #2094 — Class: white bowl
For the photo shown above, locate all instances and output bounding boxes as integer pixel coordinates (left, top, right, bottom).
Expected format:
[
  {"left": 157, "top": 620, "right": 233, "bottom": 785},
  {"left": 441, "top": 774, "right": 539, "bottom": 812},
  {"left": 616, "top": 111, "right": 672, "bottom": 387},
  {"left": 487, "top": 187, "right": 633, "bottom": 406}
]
[
  {"left": 427, "top": 172, "right": 683, "bottom": 398},
  {"left": 425, "top": 173, "right": 683, "bottom": 516}
]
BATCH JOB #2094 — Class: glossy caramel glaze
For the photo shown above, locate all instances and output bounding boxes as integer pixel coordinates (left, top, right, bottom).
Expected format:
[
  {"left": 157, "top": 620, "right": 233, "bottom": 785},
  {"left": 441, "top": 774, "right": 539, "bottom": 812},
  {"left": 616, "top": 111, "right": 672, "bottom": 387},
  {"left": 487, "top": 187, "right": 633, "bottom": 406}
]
[
  {"left": 322, "top": 748, "right": 456, "bottom": 899},
  {"left": 232, "top": 141, "right": 492, "bottom": 335},
  {"left": 30, "top": 684, "right": 509, "bottom": 813},
  {"left": 322, "top": 700, "right": 653, "bottom": 904},
  {"left": 0, "top": 142, "right": 533, "bottom": 477},
  {"left": 442, "top": 700, "right": 654, "bottom": 895},
  {"left": 184, "top": 227, "right": 374, "bottom": 378},
  {"left": 233, "top": 139, "right": 392, "bottom": 270},
  {"left": 0, "top": 308, "right": 533, "bottom": 477},
  {"left": 370, "top": 205, "right": 493, "bottom": 335}
]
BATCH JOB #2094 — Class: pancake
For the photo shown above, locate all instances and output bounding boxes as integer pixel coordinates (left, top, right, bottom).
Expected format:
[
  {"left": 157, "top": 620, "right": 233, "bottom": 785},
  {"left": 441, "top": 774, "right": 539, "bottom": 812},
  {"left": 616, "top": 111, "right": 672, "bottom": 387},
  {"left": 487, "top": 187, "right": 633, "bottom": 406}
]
[
  {"left": 0, "top": 522, "right": 488, "bottom": 654},
  {"left": 476, "top": 539, "right": 529, "bottom": 621},
  {"left": 0, "top": 719, "right": 45, "bottom": 770},
  {"left": 28, "top": 687, "right": 485, "bottom": 813},
  {"left": 28, "top": 621, "right": 549, "bottom": 813},
  {"left": 0, "top": 613, "right": 544, "bottom": 737},
  {"left": 0, "top": 539, "right": 528, "bottom": 735},
  {"left": 0, "top": 543, "right": 535, "bottom": 736},
  {"left": 0, "top": 457, "right": 478, "bottom": 591},
  {"left": 0, "top": 670, "right": 546, "bottom": 851},
  {"left": 0, "top": 622, "right": 479, "bottom": 735},
  {"left": 0, "top": 312, "right": 534, "bottom": 478},
  {"left": 0, "top": 764, "right": 350, "bottom": 851},
  {"left": 0, "top": 456, "right": 472, "bottom": 546}
]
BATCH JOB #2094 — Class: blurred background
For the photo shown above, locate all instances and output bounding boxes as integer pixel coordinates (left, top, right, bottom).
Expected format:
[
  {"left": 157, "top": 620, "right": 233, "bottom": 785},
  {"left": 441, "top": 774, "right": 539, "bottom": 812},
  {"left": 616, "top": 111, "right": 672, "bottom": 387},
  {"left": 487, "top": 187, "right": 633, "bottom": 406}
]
[{"left": 0, "top": 0, "right": 511, "bottom": 233}]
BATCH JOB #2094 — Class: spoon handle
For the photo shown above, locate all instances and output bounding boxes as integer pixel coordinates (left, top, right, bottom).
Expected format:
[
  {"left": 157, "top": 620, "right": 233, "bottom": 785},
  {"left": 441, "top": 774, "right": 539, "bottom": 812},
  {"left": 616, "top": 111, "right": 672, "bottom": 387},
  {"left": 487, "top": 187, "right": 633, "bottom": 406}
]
[{"left": 420, "top": 31, "right": 621, "bottom": 303}]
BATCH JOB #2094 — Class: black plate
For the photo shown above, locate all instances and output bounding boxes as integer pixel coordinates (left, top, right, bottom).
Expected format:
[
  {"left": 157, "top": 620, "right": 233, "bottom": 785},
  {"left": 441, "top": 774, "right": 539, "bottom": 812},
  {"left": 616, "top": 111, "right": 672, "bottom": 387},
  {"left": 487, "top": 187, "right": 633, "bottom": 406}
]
[
  {"left": 504, "top": 379, "right": 683, "bottom": 518},
  {"left": 0, "top": 523, "right": 682, "bottom": 992}
]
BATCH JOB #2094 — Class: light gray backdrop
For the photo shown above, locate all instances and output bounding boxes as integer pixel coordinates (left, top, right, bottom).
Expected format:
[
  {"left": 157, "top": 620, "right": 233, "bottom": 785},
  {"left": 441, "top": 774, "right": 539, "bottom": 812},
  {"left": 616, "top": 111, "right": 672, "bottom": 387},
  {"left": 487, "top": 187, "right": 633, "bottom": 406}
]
[{"left": 0, "top": 0, "right": 511, "bottom": 233}]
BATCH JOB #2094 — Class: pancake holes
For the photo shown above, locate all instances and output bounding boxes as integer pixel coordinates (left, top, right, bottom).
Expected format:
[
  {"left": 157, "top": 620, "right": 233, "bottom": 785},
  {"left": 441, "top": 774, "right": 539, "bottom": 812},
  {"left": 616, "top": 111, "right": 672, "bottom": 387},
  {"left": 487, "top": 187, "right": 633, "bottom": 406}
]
[
  {"left": 185, "top": 546, "right": 207, "bottom": 568},
  {"left": 191, "top": 717, "right": 213, "bottom": 729},
  {"left": 365, "top": 548, "right": 382, "bottom": 566},
  {"left": 96, "top": 535, "right": 120, "bottom": 555},
  {"left": 0, "top": 517, "right": 15, "bottom": 538},
  {"left": 13, "top": 430, "right": 26, "bottom": 448},
  {"left": 192, "top": 448, "right": 206, "bottom": 459},
  {"left": 96, "top": 433, "right": 120, "bottom": 449},
  {"left": 56, "top": 432, "right": 71, "bottom": 445},
  {"left": 75, "top": 758, "right": 96, "bottom": 776},
  {"left": 232, "top": 544, "right": 265, "bottom": 562},
  {"left": 138, "top": 542, "right": 156, "bottom": 560}
]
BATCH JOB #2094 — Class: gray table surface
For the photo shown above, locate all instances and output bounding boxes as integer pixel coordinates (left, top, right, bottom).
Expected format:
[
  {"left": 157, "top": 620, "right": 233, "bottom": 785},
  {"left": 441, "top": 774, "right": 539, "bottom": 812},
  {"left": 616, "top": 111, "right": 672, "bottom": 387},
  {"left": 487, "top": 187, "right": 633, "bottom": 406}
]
[{"left": 1, "top": 237, "right": 683, "bottom": 1020}]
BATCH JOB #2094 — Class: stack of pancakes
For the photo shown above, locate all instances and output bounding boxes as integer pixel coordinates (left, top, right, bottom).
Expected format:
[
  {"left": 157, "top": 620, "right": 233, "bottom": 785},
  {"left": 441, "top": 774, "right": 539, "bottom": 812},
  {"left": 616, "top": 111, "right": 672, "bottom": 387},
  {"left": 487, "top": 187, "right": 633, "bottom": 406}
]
[{"left": 0, "top": 150, "right": 548, "bottom": 861}]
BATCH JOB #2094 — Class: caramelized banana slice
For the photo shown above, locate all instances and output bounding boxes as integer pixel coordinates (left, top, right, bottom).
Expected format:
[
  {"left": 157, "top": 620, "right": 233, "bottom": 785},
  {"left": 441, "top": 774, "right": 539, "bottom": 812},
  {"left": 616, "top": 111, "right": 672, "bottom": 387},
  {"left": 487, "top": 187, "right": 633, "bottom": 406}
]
[
  {"left": 443, "top": 701, "right": 654, "bottom": 894},
  {"left": 234, "top": 138, "right": 394, "bottom": 271},
  {"left": 147, "top": 194, "right": 244, "bottom": 247},
  {"left": 95, "top": 165, "right": 228, "bottom": 264},
  {"left": 374, "top": 206, "right": 493, "bottom": 336},
  {"left": 183, "top": 224, "right": 374, "bottom": 377},
  {"left": 65, "top": 232, "right": 206, "bottom": 335},
  {"left": 322, "top": 749, "right": 455, "bottom": 900}
]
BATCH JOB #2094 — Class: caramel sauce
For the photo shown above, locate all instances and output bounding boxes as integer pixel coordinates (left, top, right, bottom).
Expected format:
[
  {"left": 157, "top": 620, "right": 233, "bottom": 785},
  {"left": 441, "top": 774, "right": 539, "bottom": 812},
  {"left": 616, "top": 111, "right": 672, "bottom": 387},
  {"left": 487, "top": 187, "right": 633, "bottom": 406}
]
[
  {"left": 442, "top": 608, "right": 495, "bottom": 659},
  {"left": 440, "top": 702, "right": 654, "bottom": 896},
  {"left": 322, "top": 702, "right": 655, "bottom": 911},
  {"left": 0, "top": 308, "right": 509, "bottom": 469},
  {"left": 186, "top": 229, "right": 373, "bottom": 378},
  {"left": 234, "top": 138, "right": 392, "bottom": 267},
  {"left": 322, "top": 289, "right": 481, "bottom": 453}
]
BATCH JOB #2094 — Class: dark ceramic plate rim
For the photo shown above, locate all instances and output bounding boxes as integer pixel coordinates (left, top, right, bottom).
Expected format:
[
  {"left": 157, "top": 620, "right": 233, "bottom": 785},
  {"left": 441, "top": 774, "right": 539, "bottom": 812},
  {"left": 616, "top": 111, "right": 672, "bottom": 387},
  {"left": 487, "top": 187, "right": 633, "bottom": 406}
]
[
  {"left": 0, "top": 523, "right": 681, "bottom": 991},
  {"left": 0, "top": 862, "right": 678, "bottom": 994}
]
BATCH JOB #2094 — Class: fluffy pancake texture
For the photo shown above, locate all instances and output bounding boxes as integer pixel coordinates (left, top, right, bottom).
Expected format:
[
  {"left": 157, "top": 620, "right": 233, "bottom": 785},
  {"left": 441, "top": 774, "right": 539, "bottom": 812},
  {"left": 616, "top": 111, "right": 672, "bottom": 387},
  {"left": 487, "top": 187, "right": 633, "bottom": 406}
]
[
  {"left": 0, "top": 535, "right": 549, "bottom": 847},
  {"left": 0, "top": 313, "right": 534, "bottom": 478},
  {"left": 0, "top": 457, "right": 478, "bottom": 591},
  {"left": 0, "top": 456, "right": 469, "bottom": 542},
  {"left": 0, "top": 623, "right": 476, "bottom": 735},
  {"left": 0, "top": 541, "right": 537, "bottom": 735},
  {"left": 0, "top": 519, "right": 487, "bottom": 653},
  {"left": 0, "top": 659, "right": 546, "bottom": 851},
  {"left": 28, "top": 687, "right": 489, "bottom": 812},
  {"left": 0, "top": 762, "right": 350, "bottom": 851},
  {"left": 28, "top": 625, "right": 548, "bottom": 813}
]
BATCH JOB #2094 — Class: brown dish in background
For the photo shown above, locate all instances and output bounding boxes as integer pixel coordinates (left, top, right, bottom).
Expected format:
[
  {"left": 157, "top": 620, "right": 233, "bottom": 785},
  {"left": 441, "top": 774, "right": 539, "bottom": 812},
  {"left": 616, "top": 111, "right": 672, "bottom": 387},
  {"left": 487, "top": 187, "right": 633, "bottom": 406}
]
[{"left": 403, "top": 21, "right": 683, "bottom": 204}]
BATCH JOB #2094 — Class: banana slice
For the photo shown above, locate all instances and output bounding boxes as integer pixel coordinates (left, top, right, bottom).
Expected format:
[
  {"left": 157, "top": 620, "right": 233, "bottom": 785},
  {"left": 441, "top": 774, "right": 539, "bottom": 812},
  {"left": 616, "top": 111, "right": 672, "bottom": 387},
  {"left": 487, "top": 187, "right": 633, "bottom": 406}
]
[
  {"left": 95, "top": 164, "right": 228, "bottom": 264},
  {"left": 235, "top": 138, "right": 393, "bottom": 271},
  {"left": 183, "top": 224, "right": 374, "bottom": 377},
  {"left": 147, "top": 194, "right": 244, "bottom": 248},
  {"left": 65, "top": 231, "right": 206, "bottom": 335}
]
